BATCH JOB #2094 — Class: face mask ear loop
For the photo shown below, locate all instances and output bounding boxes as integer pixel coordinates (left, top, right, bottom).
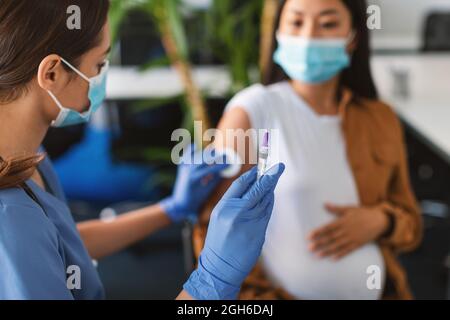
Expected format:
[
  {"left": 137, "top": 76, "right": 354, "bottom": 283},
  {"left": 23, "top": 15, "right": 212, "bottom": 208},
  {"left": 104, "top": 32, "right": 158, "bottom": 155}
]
[
  {"left": 47, "top": 90, "right": 67, "bottom": 127},
  {"left": 47, "top": 89, "right": 89, "bottom": 119},
  {"left": 47, "top": 90, "right": 65, "bottom": 112},
  {"left": 60, "top": 58, "right": 90, "bottom": 83}
]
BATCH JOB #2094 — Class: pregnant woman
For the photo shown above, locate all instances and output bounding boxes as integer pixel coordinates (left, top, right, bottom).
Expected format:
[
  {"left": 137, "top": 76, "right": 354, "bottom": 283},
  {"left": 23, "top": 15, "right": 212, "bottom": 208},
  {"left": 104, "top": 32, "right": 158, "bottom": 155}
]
[{"left": 195, "top": 0, "right": 422, "bottom": 300}]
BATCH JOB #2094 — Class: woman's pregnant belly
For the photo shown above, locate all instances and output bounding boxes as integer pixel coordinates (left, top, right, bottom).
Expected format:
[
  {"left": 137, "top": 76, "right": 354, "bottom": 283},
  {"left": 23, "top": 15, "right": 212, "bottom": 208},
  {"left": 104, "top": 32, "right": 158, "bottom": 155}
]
[
  {"left": 261, "top": 190, "right": 386, "bottom": 300},
  {"left": 262, "top": 240, "right": 385, "bottom": 300}
]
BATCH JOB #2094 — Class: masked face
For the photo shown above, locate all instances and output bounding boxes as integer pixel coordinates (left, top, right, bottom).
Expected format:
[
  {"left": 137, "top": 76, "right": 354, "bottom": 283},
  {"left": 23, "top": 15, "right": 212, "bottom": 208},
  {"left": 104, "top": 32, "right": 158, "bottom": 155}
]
[
  {"left": 47, "top": 58, "right": 109, "bottom": 128},
  {"left": 274, "top": 32, "right": 354, "bottom": 84},
  {"left": 275, "top": 0, "right": 355, "bottom": 84}
]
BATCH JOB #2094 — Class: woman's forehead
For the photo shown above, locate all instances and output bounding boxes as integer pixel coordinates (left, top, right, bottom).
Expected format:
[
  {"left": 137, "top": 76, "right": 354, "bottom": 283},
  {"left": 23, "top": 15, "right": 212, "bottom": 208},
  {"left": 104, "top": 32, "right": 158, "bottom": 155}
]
[{"left": 283, "top": 0, "right": 348, "bottom": 16}]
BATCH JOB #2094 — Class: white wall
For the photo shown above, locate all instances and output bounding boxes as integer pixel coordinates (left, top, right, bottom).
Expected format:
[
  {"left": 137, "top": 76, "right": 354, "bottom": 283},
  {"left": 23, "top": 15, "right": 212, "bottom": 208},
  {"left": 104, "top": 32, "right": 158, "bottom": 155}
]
[{"left": 368, "top": 0, "right": 450, "bottom": 50}]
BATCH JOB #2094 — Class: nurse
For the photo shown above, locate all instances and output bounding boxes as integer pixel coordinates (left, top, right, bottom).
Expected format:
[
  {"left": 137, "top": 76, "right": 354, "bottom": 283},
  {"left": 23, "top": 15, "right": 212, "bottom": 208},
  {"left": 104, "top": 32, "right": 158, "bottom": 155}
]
[{"left": 0, "top": 0, "right": 285, "bottom": 300}]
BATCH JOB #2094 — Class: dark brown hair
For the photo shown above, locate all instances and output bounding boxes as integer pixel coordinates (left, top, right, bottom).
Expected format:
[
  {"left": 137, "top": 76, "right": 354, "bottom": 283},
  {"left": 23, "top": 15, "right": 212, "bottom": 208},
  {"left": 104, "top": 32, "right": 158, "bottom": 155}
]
[
  {"left": 262, "top": 0, "right": 378, "bottom": 101},
  {"left": 0, "top": 0, "right": 110, "bottom": 189}
]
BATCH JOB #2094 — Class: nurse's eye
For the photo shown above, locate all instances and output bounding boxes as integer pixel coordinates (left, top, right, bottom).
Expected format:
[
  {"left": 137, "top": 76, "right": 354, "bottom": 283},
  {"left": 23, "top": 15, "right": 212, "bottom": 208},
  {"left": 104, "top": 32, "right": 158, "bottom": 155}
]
[{"left": 97, "top": 62, "right": 106, "bottom": 73}]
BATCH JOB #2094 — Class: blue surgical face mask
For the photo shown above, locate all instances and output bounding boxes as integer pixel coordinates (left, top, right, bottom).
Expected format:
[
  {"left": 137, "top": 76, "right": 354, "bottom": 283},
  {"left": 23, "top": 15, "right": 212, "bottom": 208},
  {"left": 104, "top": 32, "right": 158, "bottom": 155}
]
[
  {"left": 47, "top": 58, "right": 109, "bottom": 128},
  {"left": 273, "top": 33, "right": 353, "bottom": 84}
]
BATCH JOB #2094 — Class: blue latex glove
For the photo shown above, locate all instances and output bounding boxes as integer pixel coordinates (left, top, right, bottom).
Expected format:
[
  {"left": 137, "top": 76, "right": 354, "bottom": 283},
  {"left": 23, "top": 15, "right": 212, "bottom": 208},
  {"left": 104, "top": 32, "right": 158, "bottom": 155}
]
[
  {"left": 160, "top": 145, "right": 228, "bottom": 223},
  {"left": 183, "top": 163, "right": 285, "bottom": 300}
]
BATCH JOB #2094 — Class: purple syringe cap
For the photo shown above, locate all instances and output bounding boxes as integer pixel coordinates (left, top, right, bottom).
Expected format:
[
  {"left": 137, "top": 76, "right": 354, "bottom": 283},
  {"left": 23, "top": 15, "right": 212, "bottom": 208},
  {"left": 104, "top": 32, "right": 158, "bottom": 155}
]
[{"left": 262, "top": 131, "right": 270, "bottom": 147}]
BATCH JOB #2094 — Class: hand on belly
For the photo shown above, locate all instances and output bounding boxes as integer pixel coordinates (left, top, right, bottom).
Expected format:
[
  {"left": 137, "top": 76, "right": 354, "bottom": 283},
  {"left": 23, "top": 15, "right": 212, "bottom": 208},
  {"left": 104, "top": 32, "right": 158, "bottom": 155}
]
[{"left": 307, "top": 203, "right": 390, "bottom": 260}]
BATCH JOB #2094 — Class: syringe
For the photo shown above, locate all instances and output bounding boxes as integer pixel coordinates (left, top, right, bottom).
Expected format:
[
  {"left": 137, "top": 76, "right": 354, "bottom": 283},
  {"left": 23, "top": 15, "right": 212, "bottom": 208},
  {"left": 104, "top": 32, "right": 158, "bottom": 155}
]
[{"left": 257, "top": 131, "right": 270, "bottom": 179}]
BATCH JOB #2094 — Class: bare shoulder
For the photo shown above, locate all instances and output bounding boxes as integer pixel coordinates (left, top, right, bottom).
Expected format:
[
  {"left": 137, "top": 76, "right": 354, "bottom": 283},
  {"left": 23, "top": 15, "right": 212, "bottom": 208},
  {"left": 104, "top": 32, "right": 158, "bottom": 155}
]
[{"left": 218, "top": 106, "right": 252, "bottom": 131}]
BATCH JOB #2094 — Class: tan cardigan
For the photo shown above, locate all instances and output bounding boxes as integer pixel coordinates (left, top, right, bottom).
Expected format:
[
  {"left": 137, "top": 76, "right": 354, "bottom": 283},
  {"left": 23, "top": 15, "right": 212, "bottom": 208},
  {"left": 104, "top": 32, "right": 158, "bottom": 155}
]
[{"left": 193, "top": 89, "right": 423, "bottom": 300}]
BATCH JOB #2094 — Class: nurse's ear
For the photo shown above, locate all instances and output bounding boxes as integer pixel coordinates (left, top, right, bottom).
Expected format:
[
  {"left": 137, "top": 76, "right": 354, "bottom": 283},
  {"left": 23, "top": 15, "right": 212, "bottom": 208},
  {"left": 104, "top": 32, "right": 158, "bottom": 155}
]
[{"left": 36, "top": 55, "right": 73, "bottom": 94}]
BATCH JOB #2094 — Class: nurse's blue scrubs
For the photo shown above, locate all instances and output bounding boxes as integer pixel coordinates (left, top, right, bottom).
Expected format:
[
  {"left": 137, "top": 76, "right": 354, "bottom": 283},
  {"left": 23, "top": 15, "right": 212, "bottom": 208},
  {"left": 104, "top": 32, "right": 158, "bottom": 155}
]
[{"left": 0, "top": 154, "right": 105, "bottom": 299}]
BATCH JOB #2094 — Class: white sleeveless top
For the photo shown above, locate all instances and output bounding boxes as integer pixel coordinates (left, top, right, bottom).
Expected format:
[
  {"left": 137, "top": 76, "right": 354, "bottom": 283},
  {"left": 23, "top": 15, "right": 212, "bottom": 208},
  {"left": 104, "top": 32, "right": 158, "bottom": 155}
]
[{"left": 225, "top": 82, "right": 385, "bottom": 300}]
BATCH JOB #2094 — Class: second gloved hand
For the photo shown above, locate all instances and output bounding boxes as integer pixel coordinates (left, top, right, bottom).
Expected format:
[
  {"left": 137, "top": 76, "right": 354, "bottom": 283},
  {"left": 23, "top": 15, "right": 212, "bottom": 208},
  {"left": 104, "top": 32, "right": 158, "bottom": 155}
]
[
  {"left": 183, "top": 163, "right": 285, "bottom": 300},
  {"left": 160, "top": 145, "right": 228, "bottom": 223}
]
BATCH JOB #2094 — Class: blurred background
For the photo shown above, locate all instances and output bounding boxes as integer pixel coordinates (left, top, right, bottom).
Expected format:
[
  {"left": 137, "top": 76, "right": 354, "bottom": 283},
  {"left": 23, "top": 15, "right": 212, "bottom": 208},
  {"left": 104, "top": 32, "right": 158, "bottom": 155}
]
[{"left": 42, "top": 0, "right": 450, "bottom": 299}]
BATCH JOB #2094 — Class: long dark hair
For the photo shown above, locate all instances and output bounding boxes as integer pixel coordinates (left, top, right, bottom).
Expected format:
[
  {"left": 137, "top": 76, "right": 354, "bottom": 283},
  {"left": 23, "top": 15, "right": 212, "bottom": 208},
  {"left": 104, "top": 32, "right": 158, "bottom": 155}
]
[
  {"left": 262, "top": 0, "right": 378, "bottom": 101},
  {"left": 0, "top": 0, "right": 110, "bottom": 189}
]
